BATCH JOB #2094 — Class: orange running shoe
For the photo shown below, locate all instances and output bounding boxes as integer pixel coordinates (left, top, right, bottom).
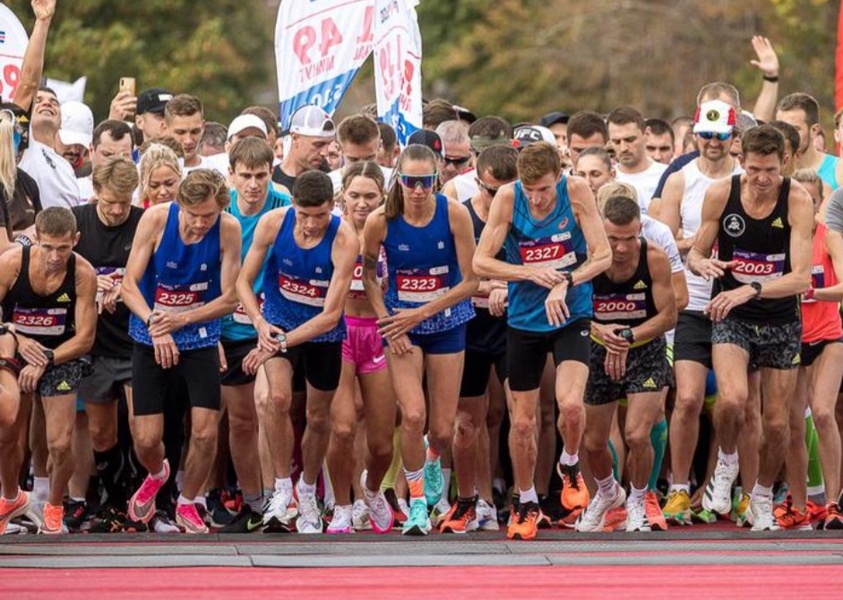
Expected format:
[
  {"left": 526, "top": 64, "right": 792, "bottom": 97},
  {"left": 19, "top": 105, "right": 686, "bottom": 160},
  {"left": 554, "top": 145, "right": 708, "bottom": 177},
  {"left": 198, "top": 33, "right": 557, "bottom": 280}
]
[
  {"left": 557, "top": 506, "right": 583, "bottom": 529},
  {"left": 773, "top": 494, "right": 792, "bottom": 520},
  {"left": 0, "top": 490, "right": 32, "bottom": 535},
  {"left": 645, "top": 491, "right": 667, "bottom": 531},
  {"left": 822, "top": 503, "right": 843, "bottom": 530},
  {"left": 557, "top": 462, "right": 589, "bottom": 512},
  {"left": 775, "top": 504, "right": 812, "bottom": 530},
  {"left": 506, "top": 501, "right": 543, "bottom": 541},
  {"left": 806, "top": 499, "right": 827, "bottom": 523},
  {"left": 40, "top": 502, "right": 64, "bottom": 535},
  {"left": 602, "top": 506, "right": 628, "bottom": 532},
  {"left": 440, "top": 497, "right": 478, "bottom": 534}
]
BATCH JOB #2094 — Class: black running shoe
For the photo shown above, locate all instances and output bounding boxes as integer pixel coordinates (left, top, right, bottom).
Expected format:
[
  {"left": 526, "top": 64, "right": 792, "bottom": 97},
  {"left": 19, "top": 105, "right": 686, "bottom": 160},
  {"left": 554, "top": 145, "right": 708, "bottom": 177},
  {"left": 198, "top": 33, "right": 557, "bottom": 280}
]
[
  {"left": 220, "top": 506, "right": 263, "bottom": 533},
  {"left": 63, "top": 499, "right": 88, "bottom": 532}
]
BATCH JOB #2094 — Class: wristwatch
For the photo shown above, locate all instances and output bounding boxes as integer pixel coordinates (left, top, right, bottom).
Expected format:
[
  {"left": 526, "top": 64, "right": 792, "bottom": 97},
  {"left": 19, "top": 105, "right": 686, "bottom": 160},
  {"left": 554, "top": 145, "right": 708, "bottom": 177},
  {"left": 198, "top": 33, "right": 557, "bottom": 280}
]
[
  {"left": 43, "top": 349, "right": 55, "bottom": 368},
  {"left": 617, "top": 328, "right": 635, "bottom": 343},
  {"left": 275, "top": 331, "right": 288, "bottom": 353},
  {"left": 750, "top": 282, "right": 762, "bottom": 298},
  {"left": 563, "top": 272, "right": 575, "bottom": 287}
]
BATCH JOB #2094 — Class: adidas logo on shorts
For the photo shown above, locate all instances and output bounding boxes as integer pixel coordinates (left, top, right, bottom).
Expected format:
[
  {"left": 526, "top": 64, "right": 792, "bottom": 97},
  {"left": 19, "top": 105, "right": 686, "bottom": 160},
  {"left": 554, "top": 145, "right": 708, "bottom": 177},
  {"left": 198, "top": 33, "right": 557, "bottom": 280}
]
[
  {"left": 56, "top": 381, "right": 71, "bottom": 392},
  {"left": 643, "top": 378, "right": 657, "bottom": 389}
]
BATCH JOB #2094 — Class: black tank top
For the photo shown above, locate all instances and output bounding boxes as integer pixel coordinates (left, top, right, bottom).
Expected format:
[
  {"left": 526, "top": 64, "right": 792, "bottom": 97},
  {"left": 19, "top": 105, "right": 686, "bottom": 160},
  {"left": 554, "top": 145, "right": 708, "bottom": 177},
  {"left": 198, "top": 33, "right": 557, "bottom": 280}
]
[
  {"left": 592, "top": 239, "right": 658, "bottom": 330},
  {"left": 2, "top": 246, "right": 77, "bottom": 348},
  {"left": 464, "top": 198, "right": 506, "bottom": 355},
  {"left": 714, "top": 175, "right": 798, "bottom": 324}
]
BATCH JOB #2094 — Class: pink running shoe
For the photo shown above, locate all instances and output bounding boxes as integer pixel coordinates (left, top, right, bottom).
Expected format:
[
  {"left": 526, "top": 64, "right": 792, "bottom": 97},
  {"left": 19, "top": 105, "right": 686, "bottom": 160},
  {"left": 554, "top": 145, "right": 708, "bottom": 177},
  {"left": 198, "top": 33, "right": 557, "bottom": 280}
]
[
  {"left": 176, "top": 502, "right": 209, "bottom": 534},
  {"left": 128, "top": 459, "right": 170, "bottom": 524}
]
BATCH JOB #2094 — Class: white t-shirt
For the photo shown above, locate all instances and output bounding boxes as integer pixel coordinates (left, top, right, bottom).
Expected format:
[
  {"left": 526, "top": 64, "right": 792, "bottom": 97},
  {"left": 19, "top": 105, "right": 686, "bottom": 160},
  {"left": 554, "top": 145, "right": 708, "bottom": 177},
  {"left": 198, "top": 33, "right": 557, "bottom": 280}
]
[
  {"left": 449, "top": 169, "right": 479, "bottom": 202},
  {"left": 76, "top": 176, "right": 94, "bottom": 204},
  {"left": 19, "top": 140, "right": 82, "bottom": 209},
  {"left": 182, "top": 154, "right": 228, "bottom": 178},
  {"left": 615, "top": 160, "right": 668, "bottom": 214},
  {"left": 641, "top": 215, "right": 682, "bottom": 274}
]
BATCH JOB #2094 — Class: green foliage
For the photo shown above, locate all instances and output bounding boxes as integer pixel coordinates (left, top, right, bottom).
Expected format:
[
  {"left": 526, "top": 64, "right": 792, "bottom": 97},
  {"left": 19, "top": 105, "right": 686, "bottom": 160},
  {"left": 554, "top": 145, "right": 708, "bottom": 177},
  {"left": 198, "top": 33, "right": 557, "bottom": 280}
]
[{"left": 3, "top": 0, "right": 273, "bottom": 122}]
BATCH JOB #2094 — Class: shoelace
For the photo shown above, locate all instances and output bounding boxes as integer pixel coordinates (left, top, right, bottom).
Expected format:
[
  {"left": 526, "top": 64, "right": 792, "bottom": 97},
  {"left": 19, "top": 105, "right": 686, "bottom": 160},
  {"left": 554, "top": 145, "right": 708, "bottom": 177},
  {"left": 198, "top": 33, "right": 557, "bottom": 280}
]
[
  {"left": 409, "top": 501, "right": 428, "bottom": 522},
  {"left": 299, "top": 493, "right": 319, "bottom": 521},
  {"left": 517, "top": 501, "right": 537, "bottom": 524},
  {"left": 266, "top": 492, "right": 290, "bottom": 516}
]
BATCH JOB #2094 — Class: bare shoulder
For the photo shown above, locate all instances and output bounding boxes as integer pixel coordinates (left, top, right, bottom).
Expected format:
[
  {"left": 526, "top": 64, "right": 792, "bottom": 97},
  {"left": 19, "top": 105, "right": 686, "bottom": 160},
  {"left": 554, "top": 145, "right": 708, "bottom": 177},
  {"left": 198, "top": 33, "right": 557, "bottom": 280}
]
[{"left": 0, "top": 246, "right": 23, "bottom": 281}]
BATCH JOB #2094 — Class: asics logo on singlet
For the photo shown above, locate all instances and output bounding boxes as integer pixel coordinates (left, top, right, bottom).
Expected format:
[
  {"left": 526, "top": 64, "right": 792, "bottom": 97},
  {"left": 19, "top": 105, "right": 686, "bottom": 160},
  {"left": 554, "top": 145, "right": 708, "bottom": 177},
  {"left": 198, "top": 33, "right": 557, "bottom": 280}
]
[
  {"left": 771, "top": 217, "right": 784, "bottom": 229},
  {"left": 166, "top": 261, "right": 178, "bottom": 269},
  {"left": 558, "top": 217, "right": 569, "bottom": 230},
  {"left": 398, "top": 244, "right": 410, "bottom": 252},
  {"left": 633, "top": 280, "right": 647, "bottom": 290},
  {"left": 57, "top": 293, "right": 71, "bottom": 303},
  {"left": 723, "top": 214, "right": 745, "bottom": 237}
]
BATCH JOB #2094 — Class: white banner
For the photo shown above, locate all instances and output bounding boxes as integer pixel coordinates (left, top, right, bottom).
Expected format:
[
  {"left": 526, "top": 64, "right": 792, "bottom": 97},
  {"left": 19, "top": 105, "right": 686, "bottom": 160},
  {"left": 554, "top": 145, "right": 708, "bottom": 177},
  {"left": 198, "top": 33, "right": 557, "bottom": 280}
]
[
  {"left": 45, "top": 76, "right": 87, "bottom": 104},
  {"left": 275, "top": 0, "right": 375, "bottom": 130},
  {"left": 374, "top": 0, "right": 423, "bottom": 146},
  {"left": 0, "top": 4, "right": 28, "bottom": 104}
]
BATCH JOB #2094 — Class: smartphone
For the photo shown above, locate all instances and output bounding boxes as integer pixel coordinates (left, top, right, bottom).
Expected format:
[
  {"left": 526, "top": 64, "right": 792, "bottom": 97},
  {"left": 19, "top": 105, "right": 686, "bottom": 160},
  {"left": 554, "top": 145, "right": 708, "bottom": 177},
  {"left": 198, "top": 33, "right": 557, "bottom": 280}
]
[{"left": 119, "top": 77, "right": 136, "bottom": 96}]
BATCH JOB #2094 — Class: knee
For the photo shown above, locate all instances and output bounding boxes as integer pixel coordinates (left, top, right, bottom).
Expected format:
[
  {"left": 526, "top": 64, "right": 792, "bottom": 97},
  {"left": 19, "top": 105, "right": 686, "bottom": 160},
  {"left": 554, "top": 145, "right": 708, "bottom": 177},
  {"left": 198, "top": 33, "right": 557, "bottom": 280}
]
[
  {"left": 267, "top": 390, "right": 292, "bottom": 414},
  {"left": 558, "top": 400, "right": 584, "bottom": 427},
  {"left": 674, "top": 391, "right": 701, "bottom": 418},
  {"left": 368, "top": 436, "right": 393, "bottom": 464},
  {"left": 330, "top": 419, "right": 356, "bottom": 449},
  {"left": 763, "top": 412, "right": 789, "bottom": 440},
  {"left": 190, "top": 425, "right": 218, "bottom": 453},
  {"left": 400, "top": 409, "right": 426, "bottom": 435},
  {"left": 454, "top": 415, "right": 479, "bottom": 449},
  {"left": 429, "top": 422, "right": 454, "bottom": 450},
  {"left": 716, "top": 392, "right": 745, "bottom": 416},
  {"left": 47, "top": 434, "right": 72, "bottom": 460},
  {"left": 624, "top": 427, "right": 650, "bottom": 453},
  {"left": 306, "top": 406, "right": 331, "bottom": 436},
  {"left": 228, "top": 411, "right": 256, "bottom": 440},
  {"left": 812, "top": 408, "right": 835, "bottom": 433},
  {"left": 133, "top": 431, "right": 161, "bottom": 456},
  {"left": 88, "top": 422, "right": 116, "bottom": 452},
  {"left": 0, "top": 405, "right": 18, "bottom": 430},
  {"left": 511, "top": 413, "right": 537, "bottom": 441}
]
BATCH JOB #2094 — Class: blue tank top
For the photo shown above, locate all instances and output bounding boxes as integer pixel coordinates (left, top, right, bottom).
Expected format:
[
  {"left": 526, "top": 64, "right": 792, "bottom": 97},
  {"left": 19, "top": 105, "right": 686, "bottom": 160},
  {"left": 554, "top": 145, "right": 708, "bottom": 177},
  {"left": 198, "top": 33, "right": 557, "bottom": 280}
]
[
  {"left": 221, "top": 188, "right": 291, "bottom": 341},
  {"left": 818, "top": 154, "right": 839, "bottom": 191},
  {"left": 262, "top": 208, "right": 345, "bottom": 343},
  {"left": 129, "top": 202, "right": 223, "bottom": 350},
  {"left": 504, "top": 177, "right": 592, "bottom": 333},
  {"left": 382, "top": 194, "right": 474, "bottom": 334}
]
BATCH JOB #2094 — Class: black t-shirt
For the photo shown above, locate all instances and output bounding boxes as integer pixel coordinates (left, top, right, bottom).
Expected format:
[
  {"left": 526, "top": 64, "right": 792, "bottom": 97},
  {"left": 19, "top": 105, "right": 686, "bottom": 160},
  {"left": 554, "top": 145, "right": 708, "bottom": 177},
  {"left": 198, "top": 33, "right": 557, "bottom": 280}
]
[
  {"left": 271, "top": 164, "right": 297, "bottom": 190},
  {"left": 0, "top": 169, "right": 41, "bottom": 239},
  {"left": 72, "top": 203, "right": 144, "bottom": 358}
]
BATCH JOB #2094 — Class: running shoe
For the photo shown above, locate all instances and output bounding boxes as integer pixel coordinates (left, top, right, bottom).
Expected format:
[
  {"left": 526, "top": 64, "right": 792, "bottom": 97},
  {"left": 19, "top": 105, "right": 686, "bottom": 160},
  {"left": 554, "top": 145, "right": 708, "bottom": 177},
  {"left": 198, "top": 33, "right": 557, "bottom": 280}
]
[
  {"left": 506, "top": 501, "right": 542, "bottom": 541},
  {"left": 396, "top": 498, "right": 410, "bottom": 526},
  {"left": 402, "top": 498, "right": 432, "bottom": 536},
  {"left": 127, "top": 459, "right": 170, "bottom": 524},
  {"left": 691, "top": 508, "right": 718, "bottom": 524},
  {"left": 223, "top": 489, "right": 243, "bottom": 515},
  {"left": 557, "top": 462, "right": 590, "bottom": 512},
  {"left": 383, "top": 488, "right": 406, "bottom": 527},
  {"left": 645, "top": 491, "right": 667, "bottom": 531},
  {"left": 176, "top": 503, "right": 209, "bottom": 534},
  {"left": 351, "top": 498, "right": 372, "bottom": 531},
  {"left": 263, "top": 488, "right": 296, "bottom": 533},
  {"left": 663, "top": 489, "right": 692, "bottom": 526},
  {"left": 807, "top": 499, "right": 827, "bottom": 523},
  {"left": 626, "top": 495, "right": 651, "bottom": 532},
  {"left": 326, "top": 504, "right": 353, "bottom": 534},
  {"left": 430, "top": 496, "right": 451, "bottom": 526},
  {"left": 2, "top": 523, "right": 24, "bottom": 535},
  {"left": 361, "top": 473, "right": 394, "bottom": 534},
  {"left": 296, "top": 480, "right": 323, "bottom": 534},
  {"left": 40, "top": 502, "right": 64, "bottom": 535},
  {"left": 220, "top": 506, "right": 264, "bottom": 534},
  {"left": 821, "top": 503, "right": 843, "bottom": 530},
  {"left": 775, "top": 503, "right": 812, "bottom": 530},
  {"left": 732, "top": 491, "right": 751, "bottom": 527},
  {"left": 440, "top": 496, "right": 478, "bottom": 534},
  {"left": 750, "top": 495, "right": 779, "bottom": 531},
  {"left": 556, "top": 506, "right": 583, "bottom": 529},
  {"left": 206, "top": 489, "right": 235, "bottom": 528},
  {"left": 151, "top": 510, "right": 180, "bottom": 533},
  {"left": 423, "top": 438, "right": 443, "bottom": 507},
  {"left": 602, "top": 506, "right": 628, "bottom": 532},
  {"left": 773, "top": 494, "right": 791, "bottom": 520},
  {"left": 63, "top": 499, "right": 88, "bottom": 532},
  {"left": 0, "top": 490, "right": 34, "bottom": 535},
  {"left": 575, "top": 483, "right": 626, "bottom": 532},
  {"left": 476, "top": 499, "right": 499, "bottom": 531},
  {"left": 701, "top": 458, "right": 739, "bottom": 516}
]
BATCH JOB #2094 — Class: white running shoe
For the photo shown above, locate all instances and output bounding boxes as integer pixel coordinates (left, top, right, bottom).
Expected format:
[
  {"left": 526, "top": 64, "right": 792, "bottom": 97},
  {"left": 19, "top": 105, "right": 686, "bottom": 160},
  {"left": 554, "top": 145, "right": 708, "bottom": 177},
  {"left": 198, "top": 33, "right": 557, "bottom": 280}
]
[
  {"left": 361, "top": 472, "right": 394, "bottom": 534},
  {"left": 575, "top": 483, "right": 626, "bottom": 532},
  {"left": 351, "top": 499, "right": 371, "bottom": 531},
  {"left": 625, "top": 495, "right": 651, "bottom": 532},
  {"left": 750, "top": 496, "right": 780, "bottom": 531},
  {"left": 327, "top": 504, "right": 352, "bottom": 534},
  {"left": 262, "top": 487, "right": 295, "bottom": 532},
  {"left": 476, "top": 499, "right": 500, "bottom": 531},
  {"left": 701, "top": 458, "right": 739, "bottom": 516},
  {"left": 431, "top": 496, "right": 451, "bottom": 525},
  {"left": 296, "top": 480, "right": 323, "bottom": 534}
]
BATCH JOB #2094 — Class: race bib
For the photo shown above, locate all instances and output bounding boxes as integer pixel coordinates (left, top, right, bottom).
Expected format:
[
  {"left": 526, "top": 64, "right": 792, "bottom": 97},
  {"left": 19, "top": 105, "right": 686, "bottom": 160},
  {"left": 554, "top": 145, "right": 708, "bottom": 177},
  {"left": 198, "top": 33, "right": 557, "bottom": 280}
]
[
  {"left": 278, "top": 274, "right": 328, "bottom": 307},
  {"left": 803, "top": 265, "right": 826, "bottom": 305},
  {"left": 518, "top": 233, "right": 577, "bottom": 270},
  {"left": 593, "top": 292, "right": 647, "bottom": 322},
  {"left": 12, "top": 307, "right": 67, "bottom": 336},
  {"left": 396, "top": 266, "right": 449, "bottom": 303},
  {"left": 233, "top": 296, "right": 263, "bottom": 325},
  {"left": 154, "top": 281, "right": 208, "bottom": 313},
  {"left": 731, "top": 249, "right": 785, "bottom": 284},
  {"left": 349, "top": 255, "right": 385, "bottom": 299}
]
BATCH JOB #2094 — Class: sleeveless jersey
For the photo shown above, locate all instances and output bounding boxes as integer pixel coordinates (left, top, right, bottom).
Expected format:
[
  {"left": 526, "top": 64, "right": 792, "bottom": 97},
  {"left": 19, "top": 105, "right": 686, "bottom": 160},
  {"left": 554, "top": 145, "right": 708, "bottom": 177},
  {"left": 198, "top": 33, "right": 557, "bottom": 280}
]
[
  {"left": 222, "top": 188, "right": 290, "bottom": 341},
  {"left": 818, "top": 154, "right": 839, "bottom": 191},
  {"left": 714, "top": 175, "right": 798, "bottom": 324},
  {"left": 802, "top": 222, "right": 843, "bottom": 342},
  {"left": 129, "top": 202, "right": 223, "bottom": 350},
  {"left": 464, "top": 197, "right": 507, "bottom": 355},
  {"left": 2, "top": 246, "right": 77, "bottom": 349},
  {"left": 382, "top": 194, "right": 474, "bottom": 335},
  {"left": 592, "top": 239, "right": 658, "bottom": 333},
  {"left": 504, "top": 177, "right": 592, "bottom": 333},
  {"left": 263, "top": 209, "right": 345, "bottom": 343},
  {"left": 348, "top": 247, "right": 386, "bottom": 301}
]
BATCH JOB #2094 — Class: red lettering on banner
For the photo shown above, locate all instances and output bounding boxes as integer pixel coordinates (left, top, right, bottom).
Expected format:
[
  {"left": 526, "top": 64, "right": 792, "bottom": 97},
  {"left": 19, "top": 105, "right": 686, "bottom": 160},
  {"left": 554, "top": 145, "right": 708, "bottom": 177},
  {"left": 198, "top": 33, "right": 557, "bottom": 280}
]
[
  {"left": 320, "top": 18, "right": 344, "bottom": 57},
  {"left": 1, "top": 64, "right": 21, "bottom": 100},
  {"left": 357, "top": 5, "right": 375, "bottom": 44},
  {"left": 292, "top": 26, "right": 317, "bottom": 65}
]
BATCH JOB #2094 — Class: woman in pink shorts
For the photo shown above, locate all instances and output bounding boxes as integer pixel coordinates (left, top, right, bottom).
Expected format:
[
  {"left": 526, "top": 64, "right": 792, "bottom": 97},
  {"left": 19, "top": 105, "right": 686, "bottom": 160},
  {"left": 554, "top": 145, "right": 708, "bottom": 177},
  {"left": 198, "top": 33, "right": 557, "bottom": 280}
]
[{"left": 326, "top": 162, "right": 396, "bottom": 533}]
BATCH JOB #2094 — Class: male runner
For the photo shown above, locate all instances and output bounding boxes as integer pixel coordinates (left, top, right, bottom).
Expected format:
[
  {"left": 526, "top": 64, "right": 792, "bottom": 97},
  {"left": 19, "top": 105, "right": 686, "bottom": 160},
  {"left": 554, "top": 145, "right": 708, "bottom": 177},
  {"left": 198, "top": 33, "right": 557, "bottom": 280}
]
[{"left": 607, "top": 106, "right": 667, "bottom": 214}]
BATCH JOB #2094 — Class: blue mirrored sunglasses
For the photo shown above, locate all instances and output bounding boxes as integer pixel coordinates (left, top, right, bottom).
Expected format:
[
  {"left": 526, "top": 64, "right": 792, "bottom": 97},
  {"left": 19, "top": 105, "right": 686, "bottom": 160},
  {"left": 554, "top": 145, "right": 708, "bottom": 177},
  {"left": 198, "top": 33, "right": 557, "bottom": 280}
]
[
  {"left": 698, "top": 131, "right": 732, "bottom": 141},
  {"left": 397, "top": 173, "right": 437, "bottom": 189}
]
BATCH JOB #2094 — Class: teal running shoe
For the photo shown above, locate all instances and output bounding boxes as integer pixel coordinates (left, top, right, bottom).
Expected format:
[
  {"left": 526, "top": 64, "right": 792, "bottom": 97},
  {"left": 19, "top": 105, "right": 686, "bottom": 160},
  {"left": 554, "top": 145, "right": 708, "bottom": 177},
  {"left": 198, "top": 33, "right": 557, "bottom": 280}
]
[{"left": 402, "top": 498, "right": 432, "bottom": 536}]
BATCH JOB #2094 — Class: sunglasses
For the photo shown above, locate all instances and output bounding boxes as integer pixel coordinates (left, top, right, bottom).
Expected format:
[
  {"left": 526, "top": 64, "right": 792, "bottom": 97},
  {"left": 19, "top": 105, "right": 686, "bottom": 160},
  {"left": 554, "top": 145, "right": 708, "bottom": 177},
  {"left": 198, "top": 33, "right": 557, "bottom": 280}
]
[
  {"left": 398, "top": 173, "right": 438, "bottom": 190},
  {"left": 443, "top": 155, "right": 471, "bottom": 167},
  {"left": 698, "top": 131, "right": 732, "bottom": 141},
  {"left": 476, "top": 179, "right": 500, "bottom": 198}
]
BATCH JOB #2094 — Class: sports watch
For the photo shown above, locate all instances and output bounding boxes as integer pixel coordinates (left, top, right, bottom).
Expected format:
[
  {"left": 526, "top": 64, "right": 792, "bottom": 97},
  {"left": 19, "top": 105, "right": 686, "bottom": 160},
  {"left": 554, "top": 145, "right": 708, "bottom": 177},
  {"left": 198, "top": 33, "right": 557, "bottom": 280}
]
[{"left": 617, "top": 328, "right": 635, "bottom": 343}]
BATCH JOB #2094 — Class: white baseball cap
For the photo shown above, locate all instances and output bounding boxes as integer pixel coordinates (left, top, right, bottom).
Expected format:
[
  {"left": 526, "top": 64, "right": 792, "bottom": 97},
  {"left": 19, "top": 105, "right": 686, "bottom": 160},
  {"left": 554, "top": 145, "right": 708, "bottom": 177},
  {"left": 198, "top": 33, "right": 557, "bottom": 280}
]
[
  {"left": 289, "top": 105, "right": 335, "bottom": 138},
  {"left": 227, "top": 114, "right": 267, "bottom": 140},
  {"left": 512, "top": 125, "right": 556, "bottom": 149},
  {"left": 694, "top": 100, "right": 737, "bottom": 134},
  {"left": 58, "top": 101, "right": 94, "bottom": 147}
]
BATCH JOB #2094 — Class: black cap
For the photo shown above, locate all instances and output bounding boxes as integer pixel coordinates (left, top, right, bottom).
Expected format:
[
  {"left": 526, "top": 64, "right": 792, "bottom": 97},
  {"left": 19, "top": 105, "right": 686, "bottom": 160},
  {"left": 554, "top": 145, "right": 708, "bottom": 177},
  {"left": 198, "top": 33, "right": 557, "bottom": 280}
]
[
  {"left": 539, "top": 111, "right": 569, "bottom": 128},
  {"left": 137, "top": 88, "right": 174, "bottom": 115},
  {"left": 408, "top": 130, "right": 444, "bottom": 158}
]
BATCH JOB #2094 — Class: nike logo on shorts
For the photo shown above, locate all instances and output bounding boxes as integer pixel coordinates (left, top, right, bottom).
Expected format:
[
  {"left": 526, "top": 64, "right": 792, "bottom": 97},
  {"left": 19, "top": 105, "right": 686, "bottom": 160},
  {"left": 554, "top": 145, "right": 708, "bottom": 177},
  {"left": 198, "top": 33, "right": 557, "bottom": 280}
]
[{"left": 372, "top": 354, "right": 386, "bottom": 364}]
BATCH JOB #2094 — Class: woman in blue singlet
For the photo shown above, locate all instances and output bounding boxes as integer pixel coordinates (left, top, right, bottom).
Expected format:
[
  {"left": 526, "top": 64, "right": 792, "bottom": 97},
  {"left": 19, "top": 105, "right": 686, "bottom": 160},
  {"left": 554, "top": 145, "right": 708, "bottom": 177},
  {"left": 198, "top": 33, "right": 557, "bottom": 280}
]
[{"left": 361, "top": 144, "right": 478, "bottom": 536}]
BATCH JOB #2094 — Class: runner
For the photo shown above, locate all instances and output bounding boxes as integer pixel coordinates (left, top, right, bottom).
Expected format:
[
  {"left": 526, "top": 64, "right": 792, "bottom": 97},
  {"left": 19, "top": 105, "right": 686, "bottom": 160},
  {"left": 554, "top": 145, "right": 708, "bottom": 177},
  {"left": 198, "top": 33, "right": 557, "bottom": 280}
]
[
  {"left": 362, "top": 144, "right": 478, "bottom": 535},
  {"left": 137, "top": 144, "right": 182, "bottom": 209},
  {"left": 687, "top": 125, "right": 813, "bottom": 530},
  {"left": 121, "top": 169, "right": 242, "bottom": 534},
  {"left": 607, "top": 106, "right": 667, "bottom": 214},
  {"left": 474, "top": 141, "right": 611, "bottom": 540}
]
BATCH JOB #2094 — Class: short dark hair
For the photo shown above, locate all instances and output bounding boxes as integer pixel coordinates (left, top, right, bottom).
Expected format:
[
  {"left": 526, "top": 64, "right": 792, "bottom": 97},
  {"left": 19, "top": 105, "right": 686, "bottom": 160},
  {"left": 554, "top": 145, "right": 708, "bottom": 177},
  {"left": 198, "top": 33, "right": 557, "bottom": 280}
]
[
  {"left": 603, "top": 196, "right": 641, "bottom": 226},
  {"left": 199, "top": 122, "right": 227, "bottom": 152},
  {"left": 768, "top": 120, "right": 801, "bottom": 156},
  {"left": 36, "top": 206, "right": 77, "bottom": 238},
  {"left": 229, "top": 137, "right": 274, "bottom": 171},
  {"left": 696, "top": 82, "right": 741, "bottom": 110},
  {"left": 606, "top": 106, "right": 646, "bottom": 132},
  {"left": 292, "top": 170, "right": 334, "bottom": 207},
  {"left": 777, "top": 92, "right": 821, "bottom": 127},
  {"left": 337, "top": 114, "right": 380, "bottom": 146},
  {"left": 517, "top": 142, "right": 560, "bottom": 184},
  {"left": 476, "top": 145, "right": 518, "bottom": 182},
  {"left": 165, "top": 94, "right": 203, "bottom": 121},
  {"left": 423, "top": 98, "right": 457, "bottom": 130},
  {"left": 469, "top": 116, "right": 513, "bottom": 140},
  {"left": 742, "top": 124, "right": 785, "bottom": 160},
  {"left": 645, "top": 118, "right": 674, "bottom": 143},
  {"left": 567, "top": 110, "right": 608, "bottom": 142},
  {"left": 92, "top": 120, "right": 133, "bottom": 149},
  {"left": 378, "top": 122, "right": 397, "bottom": 153}
]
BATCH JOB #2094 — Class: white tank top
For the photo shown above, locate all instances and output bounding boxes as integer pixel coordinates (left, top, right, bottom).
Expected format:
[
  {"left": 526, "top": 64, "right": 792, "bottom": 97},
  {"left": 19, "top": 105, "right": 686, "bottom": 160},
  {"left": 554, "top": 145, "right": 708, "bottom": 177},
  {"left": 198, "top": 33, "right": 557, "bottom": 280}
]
[{"left": 680, "top": 158, "right": 743, "bottom": 311}]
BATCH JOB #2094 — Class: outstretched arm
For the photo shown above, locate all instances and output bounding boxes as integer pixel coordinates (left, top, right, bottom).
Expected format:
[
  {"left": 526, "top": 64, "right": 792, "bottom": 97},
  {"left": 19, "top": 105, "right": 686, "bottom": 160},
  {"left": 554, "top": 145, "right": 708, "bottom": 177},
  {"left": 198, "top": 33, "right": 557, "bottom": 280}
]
[{"left": 14, "top": 0, "right": 57, "bottom": 111}]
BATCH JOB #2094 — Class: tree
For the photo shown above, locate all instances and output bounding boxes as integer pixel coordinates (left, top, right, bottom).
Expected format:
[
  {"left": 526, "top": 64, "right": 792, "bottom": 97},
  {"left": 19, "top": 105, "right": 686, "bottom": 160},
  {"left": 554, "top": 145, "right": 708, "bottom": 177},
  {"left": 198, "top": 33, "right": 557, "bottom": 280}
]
[{"left": 4, "top": 0, "right": 274, "bottom": 122}]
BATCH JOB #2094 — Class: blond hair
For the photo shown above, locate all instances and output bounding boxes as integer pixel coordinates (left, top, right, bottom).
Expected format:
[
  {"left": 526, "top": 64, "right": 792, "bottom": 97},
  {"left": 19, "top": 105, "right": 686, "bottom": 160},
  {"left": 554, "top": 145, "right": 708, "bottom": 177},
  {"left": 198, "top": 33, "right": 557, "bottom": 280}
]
[
  {"left": 139, "top": 143, "right": 182, "bottom": 205},
  {"left": 596, "top": 181, "right": 637, "bottom": 214},
  {"left": 0, "top": 110, "right": 18, "bottom": 201},
  {"left": 178, "top": 168, "right": 229, "bottom": 209},
  {"left": 93, "top": 156, "right": 139, "bottom": 196}
]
